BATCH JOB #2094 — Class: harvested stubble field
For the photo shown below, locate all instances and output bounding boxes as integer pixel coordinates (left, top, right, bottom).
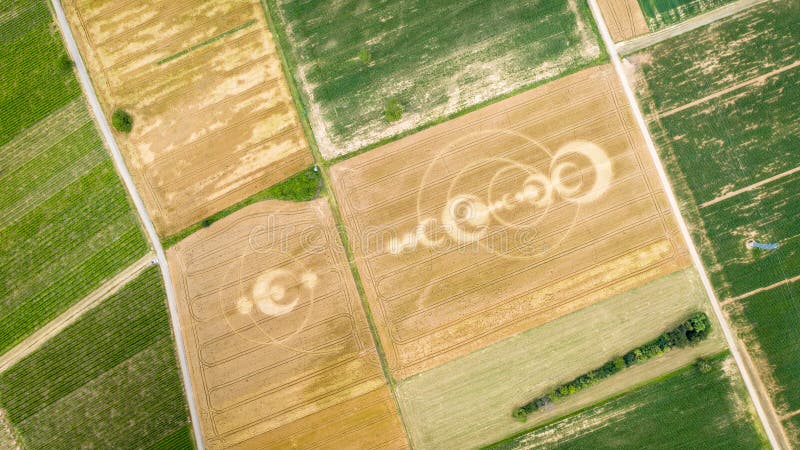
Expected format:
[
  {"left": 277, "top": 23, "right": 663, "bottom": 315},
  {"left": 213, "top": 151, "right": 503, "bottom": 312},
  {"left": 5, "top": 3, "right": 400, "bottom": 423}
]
[
  {"left": 487, "top": 356, "right": 767, "bottom": 450},
  {"left": 167, "top": 200, "right": 406, "bottom": 449},
  {"left": 397, "top": 268, "right": 727, "bottom": 449},
  {"left": 596, "top": 0, "right": 649, "bottom": 42},
  {"left": 329, "top": 64, "right": 692, "bottom": 381},
  {"left": 267, "top": 0, "right": 604, "bottom": 157},
  {"left": 63, "top": 0, "right": 313, "bottom": 235},
  {"left": 0, "top": 0, "right": 147, "bottom": 355},
  {"left": 630, "top": 0, "right": 800, "bottom": 444},
  {"left": 0, "top": 267, "right": 192, "bottom": 449},
  {"left": 636, "top": 0, "right": 738, "bottom": 30}
]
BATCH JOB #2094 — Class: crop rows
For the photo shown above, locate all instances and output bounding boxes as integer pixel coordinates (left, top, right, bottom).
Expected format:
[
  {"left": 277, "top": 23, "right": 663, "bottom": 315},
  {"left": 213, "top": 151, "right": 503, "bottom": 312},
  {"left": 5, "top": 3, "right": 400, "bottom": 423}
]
[
  {"left": 0, "top": 267, "right": 191, "bottom": 449},
  {"left": 636, "top": 0, "right": 737, "bottom": 30}
]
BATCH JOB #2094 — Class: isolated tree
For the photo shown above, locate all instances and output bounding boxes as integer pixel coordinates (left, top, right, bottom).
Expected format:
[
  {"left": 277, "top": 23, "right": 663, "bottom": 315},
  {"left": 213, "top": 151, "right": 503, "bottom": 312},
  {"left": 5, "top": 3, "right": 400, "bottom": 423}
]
[
  {"left": 112, "top": 109, "right": 133, "bottom": 133},
  {"left": 384, "top": 97, "right": 403, "bottom": 122}
]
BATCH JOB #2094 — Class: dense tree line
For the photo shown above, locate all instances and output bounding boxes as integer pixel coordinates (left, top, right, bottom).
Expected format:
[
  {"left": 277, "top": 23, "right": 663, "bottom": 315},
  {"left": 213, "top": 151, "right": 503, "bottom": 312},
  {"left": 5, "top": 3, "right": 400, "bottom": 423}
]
[{"left": 512, "top": 312, "right": 712, "bottom": 422}]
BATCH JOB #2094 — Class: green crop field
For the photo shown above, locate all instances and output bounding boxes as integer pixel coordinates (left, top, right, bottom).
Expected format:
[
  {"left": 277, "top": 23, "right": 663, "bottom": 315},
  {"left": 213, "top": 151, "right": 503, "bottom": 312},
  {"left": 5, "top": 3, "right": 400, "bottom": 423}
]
[
  {"left": 633, "top": 1, "right": 799, "bottom": 115},
  {"left": 636, "top": 0, "right": 737, "bottom": 30},
  {"left": 727, "top": 281, "right": 800, "bottom": 414},
  {"left": 632, "top": 1, "right": 800, "bottom": 443},
  {"left": 0, "top": 267, "right": 192, "bottom": 449},
  {"left": 0, "top": 0, "right": 148, "bottom": 354},
  {"left": 486, "top": 356, "right": 767, "bottom": 449},
  {"left": 265, "top": 0, "right": 604, "bottom": 157},
  {"left": 0, "top": 0, "right": 80, "bottom": 145}
]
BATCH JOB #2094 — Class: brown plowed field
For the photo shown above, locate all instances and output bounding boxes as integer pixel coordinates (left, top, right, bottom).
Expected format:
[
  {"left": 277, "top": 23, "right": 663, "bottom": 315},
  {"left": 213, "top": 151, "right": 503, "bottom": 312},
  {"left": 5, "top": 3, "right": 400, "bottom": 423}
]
[
  {"left": 63, "top": 0, "right": 312, "bottom": 235},
  {"left": 166, "top": 200, "right": 406, "bottom": 449},
  {"left": 598, "top": 0, "right": 650, "bottom": 41},
  {"left": 329, "top": 65, "right": 692, "bottom": 380}
]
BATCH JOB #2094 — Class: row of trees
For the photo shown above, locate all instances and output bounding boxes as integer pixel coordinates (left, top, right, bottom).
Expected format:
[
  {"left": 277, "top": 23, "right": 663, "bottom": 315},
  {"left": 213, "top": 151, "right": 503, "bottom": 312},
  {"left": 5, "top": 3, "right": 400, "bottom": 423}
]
[{"left": 512, "top": 312, "right": 712, "bottom": 422}]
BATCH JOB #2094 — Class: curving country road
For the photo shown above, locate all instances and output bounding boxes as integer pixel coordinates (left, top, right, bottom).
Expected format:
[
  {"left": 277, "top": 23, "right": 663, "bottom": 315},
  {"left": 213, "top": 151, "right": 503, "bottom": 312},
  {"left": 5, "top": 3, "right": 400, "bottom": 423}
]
[
  {"left": 48, "top": 1, "right": 205, "bottom": 448},
  {"left": 588, "top": 1, "right": 785, "bottom": 448}
]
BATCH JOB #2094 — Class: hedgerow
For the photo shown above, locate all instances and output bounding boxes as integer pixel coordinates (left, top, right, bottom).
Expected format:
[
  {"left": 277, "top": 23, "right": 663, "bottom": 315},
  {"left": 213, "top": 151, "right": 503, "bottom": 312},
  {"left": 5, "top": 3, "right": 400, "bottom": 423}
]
[{"left": 512, "top": 312, "right": 712, "bottom": 422}]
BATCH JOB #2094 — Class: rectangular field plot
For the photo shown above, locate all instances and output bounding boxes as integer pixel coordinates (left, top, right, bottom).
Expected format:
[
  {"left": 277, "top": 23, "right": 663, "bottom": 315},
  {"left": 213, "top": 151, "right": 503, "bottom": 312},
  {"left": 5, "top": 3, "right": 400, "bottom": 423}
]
[
  {"left": 636, "top": 0, "right": 738, "bottom": 30},
  {"left": 166, "top": 200, "right": 406, "bottom": 449},
  {"left": 597, "top": 0, "right": 649, "bottom": 42},
  {"left": 268, "top": 0, "right": 603, "bottom": 157},
  {"left": 726, "top": 281, "right": 800, "bottom": 416},
  {"left": 631, "top": 0, "right": 799, "bottom": 115},
  {"left": 0, "top": 1, "right": 148, "bottom": 355},
  {"left": 0, "top": 267, "right": 191, "bottom": 449},
  {"left": 330, "top": 65, "right": 692, "bottom": 380},
  {"left": 397, "top": 269, "right": 726, "bottom": 449},
  {"left": 486, "top": 356, "right": 766, "bottom": 450},
  {"left": 63, "top": 0, "right": 313, "bottom": 235}
]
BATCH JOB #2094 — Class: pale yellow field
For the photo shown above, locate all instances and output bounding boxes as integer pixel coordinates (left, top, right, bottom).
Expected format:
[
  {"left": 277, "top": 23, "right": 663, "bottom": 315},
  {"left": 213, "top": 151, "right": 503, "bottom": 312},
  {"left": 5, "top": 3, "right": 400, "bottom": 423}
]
[
  {"left": 166, "top": 200, "right": 406, "bottom": 449},
  {"left": 63, "top": 0, "right": 312, "bottom": 235},
  {"left": 597, "top": 0, "right": 650, "bottom": 41},
  {"left": 329, "top": 64, "right": 692, "bottom": 380}
]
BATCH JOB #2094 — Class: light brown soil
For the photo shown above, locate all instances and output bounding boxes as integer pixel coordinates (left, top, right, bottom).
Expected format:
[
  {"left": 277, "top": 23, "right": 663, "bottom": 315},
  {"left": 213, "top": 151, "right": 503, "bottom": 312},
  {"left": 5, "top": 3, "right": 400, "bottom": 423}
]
[
  {"left": 166, "top": 200, "right": 406, "bottom": 449},
  {"left": 329, "top": 64, "right": 693, "bottom": 380},
  {"left": 597, "top": 0, "right": 650, "bottom": 42},
  {"left": 62, "top": 0, "right": 312, "bottom": 236}
]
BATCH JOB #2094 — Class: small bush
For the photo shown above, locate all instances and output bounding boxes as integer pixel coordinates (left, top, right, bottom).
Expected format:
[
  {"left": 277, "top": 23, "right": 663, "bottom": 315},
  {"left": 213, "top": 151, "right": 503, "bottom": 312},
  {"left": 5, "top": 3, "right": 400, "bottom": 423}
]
[
  {"left": 112, "top": 109, "right": 133, "bottom": 133},
  {"left": 358, "top": 48, "right": 372, "bottom": 65},
  {"left": 384, "top": 97, "right": 403, "bottom": 122},
  {"left": 511, "top": 408, "right": 527, "bottom": 422},
  {"left": 58, "top": 54, "right": 74, "bottom": 72},
  {"left": 201, "top": 218, "right": 214, "bottom": 228},
  {"left": 695, "top": 358, "right": 714, "bottom": 374}
]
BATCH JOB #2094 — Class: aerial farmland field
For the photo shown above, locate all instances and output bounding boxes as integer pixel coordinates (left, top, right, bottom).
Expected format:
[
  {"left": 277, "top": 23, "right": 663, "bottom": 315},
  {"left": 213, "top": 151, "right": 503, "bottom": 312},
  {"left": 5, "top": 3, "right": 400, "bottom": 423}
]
[
  {"left": 61, "top": 0, "right": 313, "bottom": 236},
  {"left": 486, "top": 355, "right": 766, "bottom": 450},
  {"left": 596, "top": 0, "right": 649, "bottom": 41},
  {"left": 330, "top": 64, "right": 692, "bottom": 380},
  {"left": 167, "top": 200, "right": 406, "bottom": 449},
  {"left": 267, "top": 0, "right": 605, "bottom": 157},
  {"left": 0, "top": 267, "right": 192, "bottom": 449},
  {"left": 630, "top": 0, "right": 800, "bottom": 444},
  {"left": 396, "top": 268, "right": 727, "bottom": 449},
  {"left": 636, "top": 0, "right": 738, "bottom": 30},
  {"left": 0, "top": 0, "right": 148, "bottom": 355}
]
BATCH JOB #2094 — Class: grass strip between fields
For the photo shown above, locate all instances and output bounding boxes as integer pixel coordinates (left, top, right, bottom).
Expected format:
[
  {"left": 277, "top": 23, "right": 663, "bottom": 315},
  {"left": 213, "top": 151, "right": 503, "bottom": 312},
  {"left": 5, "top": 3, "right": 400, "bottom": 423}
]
[{"left": 156, "top": 19, "right": 257, "bottom": 65}]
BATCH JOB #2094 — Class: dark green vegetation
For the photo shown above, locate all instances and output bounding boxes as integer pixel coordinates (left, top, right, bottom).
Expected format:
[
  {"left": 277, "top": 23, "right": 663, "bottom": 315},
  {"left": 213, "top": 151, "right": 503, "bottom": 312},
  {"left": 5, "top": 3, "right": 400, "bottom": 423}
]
[
  {"left": 162, "top": 166, "right": 322, "bottom": 247},
  {"left": 267, "top": 0, "right": 603, "bottom": 155},
  {"left": 727, "top": 281, "right": 800, "bottom": 413},
  {"left": 111, "top": 109, "right": 133, "bottom": 133},
  {"left": 636, "top": 0, "right": 737, "bottom": 30},
  {"left": 489, "top": 356, "right": 767, "bottom": 449},
  {"left": 513, "top": 313, "right": 712, "bottom": 421},
  {"left": 634, "top": 1, "right": 799, "bottom": 114},
  {"left": 0, "top": 0, "right": 147, "bottom": 355},
  {"left": 0, "top": 268, "right": 192, "bottom": 449},
  {"left": 0, "top": 0, "right": 80, "bottom": 145}
]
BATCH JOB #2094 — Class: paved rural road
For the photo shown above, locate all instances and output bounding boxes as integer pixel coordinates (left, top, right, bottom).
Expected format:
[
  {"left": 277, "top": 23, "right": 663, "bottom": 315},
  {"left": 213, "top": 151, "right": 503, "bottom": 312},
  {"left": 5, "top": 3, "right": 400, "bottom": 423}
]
[
  {"left": 616, "top": 0, "right": 767, "bottom": 55},
  {"left": 588, "top": 1, "right": 785, "bottom": 448},
  {"left": 0, "top": 253, "right": 155, "bottom": 373},
  {"left": 48, "top": 1, "right": 205, "bottom": 448}
]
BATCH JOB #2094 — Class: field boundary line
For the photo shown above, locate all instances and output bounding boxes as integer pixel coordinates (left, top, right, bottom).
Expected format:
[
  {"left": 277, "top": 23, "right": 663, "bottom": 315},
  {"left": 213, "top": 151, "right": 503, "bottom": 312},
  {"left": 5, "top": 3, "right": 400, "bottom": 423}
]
[
  {"left": 701, "top": 164, "right": 800, "bottom": 209},
  {"left": 661, "top": 60, "right": 800, "bottom": 120},
  {"left": 722, "top": 273, "right": 800, "bottom": 306},
  {"left": 588, "top": 1, "right": 785, "bottom": 448},
  {"left": 616, "top": 0, "right": 767, "bottom": 55},
  {"left": 780, "top": 409, "right": 800, "bottom": 421},
  {"left": 48, "top": 1, "right": 206, "bottom": 448},
  {"left": 0, "top": 252, "right": 154, "bottom": 373}
]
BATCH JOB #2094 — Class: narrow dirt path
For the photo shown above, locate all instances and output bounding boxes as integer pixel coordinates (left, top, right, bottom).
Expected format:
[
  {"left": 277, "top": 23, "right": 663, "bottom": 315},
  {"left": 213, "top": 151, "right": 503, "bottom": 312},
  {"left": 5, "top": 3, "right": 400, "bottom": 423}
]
[
  {"left": 701, "top": 164, "right": 800, "bottom": 209},
  {"left": 588, "top": 1, "right": 787, "bottom": 448},
  {"left": 722, "top": 273, "right": 800, "bottom": 306},
  {"left": 0, "top": 252, "right": 155, "bottom": 373},
  {"left": 617, "top": 0, "right": 768, "bottom": 55}
]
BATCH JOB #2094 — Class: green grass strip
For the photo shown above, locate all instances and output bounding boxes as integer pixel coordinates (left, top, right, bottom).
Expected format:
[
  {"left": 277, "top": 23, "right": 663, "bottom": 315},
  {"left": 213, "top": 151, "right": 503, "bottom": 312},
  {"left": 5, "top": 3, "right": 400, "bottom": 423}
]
[{"left": 156, "top": 19, "right": 256, "bottom": 65}]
